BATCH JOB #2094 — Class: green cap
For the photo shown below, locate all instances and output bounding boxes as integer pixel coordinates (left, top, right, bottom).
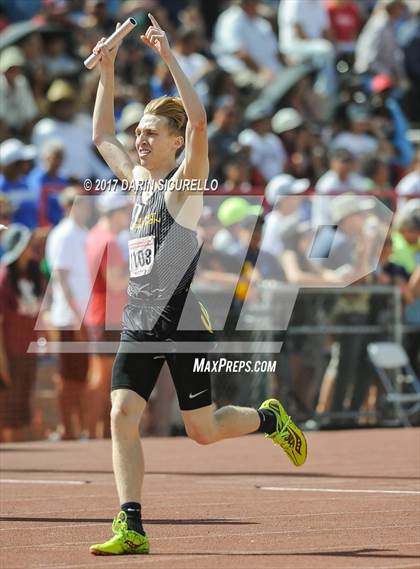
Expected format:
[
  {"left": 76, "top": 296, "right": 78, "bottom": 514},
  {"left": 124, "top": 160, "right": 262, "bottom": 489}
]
[{"left": 217, "top": 197, "right": 263, "bottom": 227}]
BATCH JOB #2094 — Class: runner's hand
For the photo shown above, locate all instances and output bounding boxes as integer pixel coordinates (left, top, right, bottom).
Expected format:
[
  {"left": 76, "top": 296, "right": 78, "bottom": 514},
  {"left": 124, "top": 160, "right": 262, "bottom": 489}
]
[
  {"left": 93, "top": 23, "right": 121, "bottom": 69},
  {"left": 141, "top": 13, "right": 171, "bottom": 61}
]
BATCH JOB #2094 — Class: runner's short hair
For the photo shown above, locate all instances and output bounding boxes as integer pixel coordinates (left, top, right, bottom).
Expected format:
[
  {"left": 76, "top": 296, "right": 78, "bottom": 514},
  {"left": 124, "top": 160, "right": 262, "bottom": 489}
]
[{"left": 144, "top": 96, "right": 187, "bottom": 137}]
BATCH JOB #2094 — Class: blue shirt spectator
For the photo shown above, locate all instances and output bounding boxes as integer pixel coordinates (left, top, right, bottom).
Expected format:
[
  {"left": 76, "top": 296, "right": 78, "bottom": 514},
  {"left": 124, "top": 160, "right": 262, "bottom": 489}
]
[
  {"left": 25, "top": 139, "right": 68, "bottom": 226},
  {"left": 0, "top": 139, "right": 38, "bottom": 229},
  {"left": 26, "top": 167, "right": 68, "bottom": 226}
]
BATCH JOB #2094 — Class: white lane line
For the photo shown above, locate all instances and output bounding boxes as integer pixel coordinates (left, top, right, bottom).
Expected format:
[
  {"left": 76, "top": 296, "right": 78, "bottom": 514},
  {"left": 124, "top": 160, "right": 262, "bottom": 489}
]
[
  {"left": 257, "top": 486, "right": 420, "bottom": 495},
  {"left": 0, "top": 479, "right": 90, "bottom": 485},
  {"left": 2, "top": 523, "right": 419, "bottom": 548}
]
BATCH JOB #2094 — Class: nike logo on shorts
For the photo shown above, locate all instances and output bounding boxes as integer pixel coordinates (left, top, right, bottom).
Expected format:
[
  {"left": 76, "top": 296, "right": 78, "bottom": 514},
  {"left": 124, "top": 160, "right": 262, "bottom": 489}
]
[{"left": 189, "top": 389, "right": 208, "bottom": 399}]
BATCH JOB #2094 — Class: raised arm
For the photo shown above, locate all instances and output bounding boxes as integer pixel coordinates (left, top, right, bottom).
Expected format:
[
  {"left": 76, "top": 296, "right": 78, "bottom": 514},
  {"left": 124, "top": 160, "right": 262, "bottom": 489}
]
[
  {"left": 92, "top": 27, "right": 136, "bottom": 184},
  {"left": 141, "top": 14, "right": 209, "bottom": 183}
]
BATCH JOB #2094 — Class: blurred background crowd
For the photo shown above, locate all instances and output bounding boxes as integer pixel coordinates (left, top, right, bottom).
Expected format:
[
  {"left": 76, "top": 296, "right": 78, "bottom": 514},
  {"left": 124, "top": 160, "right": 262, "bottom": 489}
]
[{"left": 0, "top": 0, "right": 419, "bottom": 442}]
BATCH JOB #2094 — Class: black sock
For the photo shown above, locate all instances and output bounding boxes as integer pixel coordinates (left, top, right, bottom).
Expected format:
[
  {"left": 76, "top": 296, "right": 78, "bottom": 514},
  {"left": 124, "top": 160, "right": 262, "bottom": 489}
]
[
  {"left": 257, "top": 409, "right": 277, "bottom": 435},
  {"left": 121, "top": 502, "right": 145, "bottom": 535}
]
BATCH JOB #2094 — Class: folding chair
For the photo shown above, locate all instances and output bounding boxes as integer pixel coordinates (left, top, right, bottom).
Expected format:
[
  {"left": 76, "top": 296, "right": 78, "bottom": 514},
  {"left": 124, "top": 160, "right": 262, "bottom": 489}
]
[{"left": 367, "top": 342, "right": 420, "bottom": 427}]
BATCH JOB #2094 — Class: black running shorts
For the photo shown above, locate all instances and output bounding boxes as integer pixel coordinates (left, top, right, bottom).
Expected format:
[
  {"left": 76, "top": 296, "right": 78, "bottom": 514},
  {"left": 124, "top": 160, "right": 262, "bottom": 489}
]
[{"left": 111, "top": 291, "right": 214, "bottom": 411}]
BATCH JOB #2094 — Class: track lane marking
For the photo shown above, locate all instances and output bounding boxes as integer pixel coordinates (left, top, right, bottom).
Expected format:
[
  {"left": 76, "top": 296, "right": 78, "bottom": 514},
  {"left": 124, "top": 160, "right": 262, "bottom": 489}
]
[
  {"left": 257, "top": 486, "right": 420, "bottom": 495},
  {"left": 0, "top": 479, "right": 90, "bottom": 485}
]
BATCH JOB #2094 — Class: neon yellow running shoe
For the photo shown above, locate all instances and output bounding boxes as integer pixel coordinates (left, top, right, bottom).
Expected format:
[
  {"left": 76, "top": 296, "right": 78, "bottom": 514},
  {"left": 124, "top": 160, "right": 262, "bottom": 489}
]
[
  {"left": 89, "top": 511, "right": 150, "bottom": 555},
  {"left": 259, "top": 398, "right": 307, "bottom": 467}
]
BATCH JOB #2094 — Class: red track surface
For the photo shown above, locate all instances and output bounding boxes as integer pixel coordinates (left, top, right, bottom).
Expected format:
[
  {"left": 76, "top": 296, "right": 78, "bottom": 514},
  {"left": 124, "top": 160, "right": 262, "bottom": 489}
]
[{"left": 1, "top": 428, "right": 420, "bottom": 569}]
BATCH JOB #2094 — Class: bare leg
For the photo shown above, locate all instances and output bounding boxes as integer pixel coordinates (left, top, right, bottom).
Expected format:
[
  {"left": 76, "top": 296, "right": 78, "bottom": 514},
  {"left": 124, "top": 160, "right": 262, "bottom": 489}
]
[
  {"left": 182, "top": 404, "right": 260, "bottom": 445},
  {"left": 111, "top": 389, "right": 147, "bottom": 504}
]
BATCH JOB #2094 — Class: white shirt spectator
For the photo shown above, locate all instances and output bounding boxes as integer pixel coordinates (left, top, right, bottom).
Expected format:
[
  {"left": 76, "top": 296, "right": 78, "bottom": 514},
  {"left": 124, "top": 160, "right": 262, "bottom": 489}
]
[
  {"left": 0, "top": 74, "right": 38, "bottom": 129},
  {"left": 32, "top": 114, "right": 106, "bottom": 180},
  {"left": 396, "top": 170, "right": 420, "bottom": 207},
  {"left": 261, "top": 209, "right": 301, "bottom": 257},
  {"left": 213, "top": 5, "right": 282, "bottom": 75},
  {"left": 312, "top": 170, "right": 366, "bottom": 226},
  {"left": 175, "top": 52, "right": 211, "bottom": 105},
  {"left": 331, "top": 132, "right": 379, "bottom": 158},
  {"left": 238, "top": 128, "right": 286, "bottom": 182},
  {"left": 46, "top": 218, "right": 90, "bottom": 328},
  {"left": 175, "top": 52, "right": 210, "bottom": 84},
  {"left": 279, "top": 0, "right": 330, "bottom": 52},
  {"left": 354, "top": 10, "right": 406, "bottom": 84}
]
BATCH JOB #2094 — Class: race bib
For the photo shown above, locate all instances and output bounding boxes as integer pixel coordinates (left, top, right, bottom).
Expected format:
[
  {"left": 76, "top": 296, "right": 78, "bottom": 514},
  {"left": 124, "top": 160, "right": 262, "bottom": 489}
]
[{"left": 129, "top": 236, "right": 155, "bottom": 278}]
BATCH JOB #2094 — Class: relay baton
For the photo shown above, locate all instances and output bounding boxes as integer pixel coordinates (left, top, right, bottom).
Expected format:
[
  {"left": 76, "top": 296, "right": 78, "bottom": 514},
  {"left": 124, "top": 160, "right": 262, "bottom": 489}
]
[{"left": 84, "top": 17, "right": 137, "bottom": 69}]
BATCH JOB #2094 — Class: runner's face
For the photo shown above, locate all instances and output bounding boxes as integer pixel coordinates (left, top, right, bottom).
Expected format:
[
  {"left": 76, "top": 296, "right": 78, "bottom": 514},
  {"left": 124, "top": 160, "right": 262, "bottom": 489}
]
[{"left": 135, "top": 114, "right": 182, "bottom": 168}]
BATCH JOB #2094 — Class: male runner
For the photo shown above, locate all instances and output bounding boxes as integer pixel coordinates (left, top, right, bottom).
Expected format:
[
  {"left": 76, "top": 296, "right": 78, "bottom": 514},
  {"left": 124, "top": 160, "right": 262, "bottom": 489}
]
[{"left": 89, "top": 14, "right": 307, "bottom": 556}]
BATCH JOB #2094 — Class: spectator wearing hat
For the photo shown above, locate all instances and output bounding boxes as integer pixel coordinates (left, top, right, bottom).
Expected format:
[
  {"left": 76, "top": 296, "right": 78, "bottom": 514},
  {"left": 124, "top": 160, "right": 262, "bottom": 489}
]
[
  {"left": 212, "top": 0, "right": 283, "bottom": 90},
  {"left": 261, "top": 174, "right": 309, "bottom": 258},
  {"left": 238, "top": 101, "right": 287, "bottom": 182},
  {"left": 331, "top": 104, "right": 380, "bottom": 159},
  {"left": 278, "top": 0, "right": 336, "bottom": 98},
  {"left": 281, "top": 220, "right": 346, "bottom": 286},
  {"left": 45, "top": 186, "right": 92, "bottom": 440},
  {"left": 313, "top": 193, "right": 377, "bottom": 271},
  {"left": 118, "top": 102, "right": 144, "bottom": 138},
  {"left": 315, "top": 194, "right": 379, "bottom": 420},
  {"left": 85, "top": 191, "right": 131, "bottom": 439},
  {"left": 0, "top": 138, "right": 38, "bottom": 228},
  {"left": 354, "top": 0, "right": 407, "bottom": 88},
  {"left": 312, "top": 148, "right": 367, "bottom": 227},
  {"left": 213, "top": 196, "right": 263, "bottom": 256},
  {"left": 271, "top": 107, "right": 323, "bottom": 180},
  {"left": 391, "top": 201, "right": 420, "bottom": 373},
  {"left": 391, "top": 200, "right": 420, "bottom": 277},
  {"left": 26, "top": 139, "right": 69, "bottom": 227},
  {"left": 32, "top": 79, "right": 107, "bottom": 180},
  {"left": 0, "top": 46, "right": 38, "bottom": 138},
  {"left": 0, "top": 224, "right": 44, "bottom": 441},
  {"left": 271, "top": 108, "right": 304, "bottom": 138}
]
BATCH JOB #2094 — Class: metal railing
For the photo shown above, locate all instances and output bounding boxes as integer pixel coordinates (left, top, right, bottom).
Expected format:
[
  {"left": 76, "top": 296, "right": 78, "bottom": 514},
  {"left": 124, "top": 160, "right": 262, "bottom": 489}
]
[{"left": 195, "top": 282, "right": 419, "bottom": 425}]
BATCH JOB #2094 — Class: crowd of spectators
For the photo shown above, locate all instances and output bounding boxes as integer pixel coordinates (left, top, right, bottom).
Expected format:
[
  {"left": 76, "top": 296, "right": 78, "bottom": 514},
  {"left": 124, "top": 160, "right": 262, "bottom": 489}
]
[{"left": 0, "top": 0, "right": 419, "bottom": 440}]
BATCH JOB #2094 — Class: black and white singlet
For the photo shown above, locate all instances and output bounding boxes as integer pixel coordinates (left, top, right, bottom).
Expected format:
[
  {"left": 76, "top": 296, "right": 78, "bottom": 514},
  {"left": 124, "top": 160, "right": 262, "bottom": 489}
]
[{"left": 122, "top": 170, "right": 202, "bottom": 336}]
